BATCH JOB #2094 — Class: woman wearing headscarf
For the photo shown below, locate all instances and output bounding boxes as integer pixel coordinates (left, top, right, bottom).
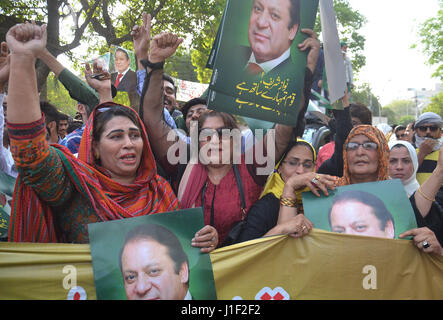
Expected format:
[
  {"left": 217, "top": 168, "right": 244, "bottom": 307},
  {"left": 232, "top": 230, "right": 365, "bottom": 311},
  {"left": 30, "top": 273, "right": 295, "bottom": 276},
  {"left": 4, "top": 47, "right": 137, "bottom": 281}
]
[
  {"left": 138, "top": 27, "right": 321, "bottom": 246},
  {"left": 339, "top": 125, "right": 443, "bottom": 255},
  {"left": 5, "top": 23, "right": 216, "bottom": 251},
  {"left": 388, "top": 140, "right": 420, "bottom": 197},
  {"left": 233, "top": 139, "right": 337, "bottom": 243}
]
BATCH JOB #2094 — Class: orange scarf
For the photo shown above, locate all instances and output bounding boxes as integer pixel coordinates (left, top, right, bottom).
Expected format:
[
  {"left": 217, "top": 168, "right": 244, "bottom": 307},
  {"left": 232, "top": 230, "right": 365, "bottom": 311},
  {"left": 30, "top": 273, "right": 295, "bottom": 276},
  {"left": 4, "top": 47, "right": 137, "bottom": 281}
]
[
  {"left": 9, "top": 102, "right": 178, "bottom": 242},
  {"left": 338, "top": 125, "right": 390, "bottom": 186}
]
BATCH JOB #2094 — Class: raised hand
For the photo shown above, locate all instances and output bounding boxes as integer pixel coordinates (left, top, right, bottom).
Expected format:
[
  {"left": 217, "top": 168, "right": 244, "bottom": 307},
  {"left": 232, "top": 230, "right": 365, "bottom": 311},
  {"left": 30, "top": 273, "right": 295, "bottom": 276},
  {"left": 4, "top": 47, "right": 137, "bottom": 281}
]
[
  {"left": 6, "top": 22, "right": 47, "bottom": 57},
  {"left": 84, "top": 61, "right": 112, "bottom": 103},
  {"left": 298, "top": 28, "right": 320, "bottom": 73},
  {"left": 131, "top": 12, "right": 151, "bottom": 61},
  {"left": 0, "top": 42, "right": 10, "bottom": 91},
  {"left": 149, "top": 32, "right": 183, "bottom": 63}
]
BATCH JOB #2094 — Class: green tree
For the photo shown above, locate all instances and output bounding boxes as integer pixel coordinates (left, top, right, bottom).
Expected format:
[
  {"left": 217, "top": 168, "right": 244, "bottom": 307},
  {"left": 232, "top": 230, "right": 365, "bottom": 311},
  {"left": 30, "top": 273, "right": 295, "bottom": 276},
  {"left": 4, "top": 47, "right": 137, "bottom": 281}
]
[
  {"left": 314, "top": 0, "right": 367, "bottom": 74},
  {"left": 77, "top": 0, "right": 225, "bottom": 81},
  {"left": 380, "top": 107, "right": 396, "bottom": 125},
  {"left": 1, "top": 0, "right": 99, "bottom": 92},
  {"left": 45, "top": 73, "right": 78, "bottom": 116},
  {"left": 383, "top": 99, "right": 416, "bottom": 123},
  {"left": 351, "top": 83, "right": 382, "bottom": 116},
  {"left": 398, "top": 115, "right": 416, "bottom": 126},
  {"left": 192, "top": 0, "right": 368, "bottom": 83},
  {"left": 413, "top": 0, "right": 443, "bottom": 80},
  {"left": 422, "top": 90, "right": 443, "bottom": 117}
]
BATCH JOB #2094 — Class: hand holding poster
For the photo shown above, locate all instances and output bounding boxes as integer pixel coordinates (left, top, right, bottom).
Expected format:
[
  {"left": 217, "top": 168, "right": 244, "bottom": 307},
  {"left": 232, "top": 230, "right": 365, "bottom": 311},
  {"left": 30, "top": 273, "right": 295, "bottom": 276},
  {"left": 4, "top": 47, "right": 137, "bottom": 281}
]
[
  {"left": 109, "top": 45, "right": 140, "bottom": 112},
  {"left": 208, "top": 0, "right": 319, "bottom": 126},
  {"left": 88, "top": 208, "right": 217, "bottom": 300},
  {"left": 302, "top": 180, "right": 418, "bottom": 239}
]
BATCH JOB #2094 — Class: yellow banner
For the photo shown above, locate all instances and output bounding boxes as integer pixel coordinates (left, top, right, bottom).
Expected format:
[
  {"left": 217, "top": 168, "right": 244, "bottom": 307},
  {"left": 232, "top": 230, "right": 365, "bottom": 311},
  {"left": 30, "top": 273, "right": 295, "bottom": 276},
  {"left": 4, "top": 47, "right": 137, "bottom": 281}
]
[{"left": 1, "top": 230, "right": 442, "bottom": 300}]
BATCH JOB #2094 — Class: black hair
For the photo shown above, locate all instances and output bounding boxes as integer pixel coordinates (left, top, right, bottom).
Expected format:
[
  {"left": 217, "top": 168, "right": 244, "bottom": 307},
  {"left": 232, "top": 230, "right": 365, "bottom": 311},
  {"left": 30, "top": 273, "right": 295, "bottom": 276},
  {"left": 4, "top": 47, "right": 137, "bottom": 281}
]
[
  {"left": 163, "top": 74, "right": 177, "bottom": 97},
  {"left": 93, "top": 104, "right": 141, "bottom": 143},
  {"left": 181, "top": 98, "right": 207, "bottom": 119},
  {"left": 115, "top": 48, "right": 130, "bottom": 61},
  {"left": 350, "top": 103, "right": 372, "bottom": 125},
  {"left": 119, "top": 224, "right": 189, "bottom": 284},
  {"left": 394, "top": 125, "right": 406, "bottom": 134},
  {"left": 328, "top": 190, "right": 395, "bottom": 231},
  {"left": 280, "top": 139, "right": 315, "bottom": 164},
  {"left": 58, "top": 113, "right": 69, "bottom": 121},
  {"left": 40, "top": 101, "right": 61, "bottom": 125}
]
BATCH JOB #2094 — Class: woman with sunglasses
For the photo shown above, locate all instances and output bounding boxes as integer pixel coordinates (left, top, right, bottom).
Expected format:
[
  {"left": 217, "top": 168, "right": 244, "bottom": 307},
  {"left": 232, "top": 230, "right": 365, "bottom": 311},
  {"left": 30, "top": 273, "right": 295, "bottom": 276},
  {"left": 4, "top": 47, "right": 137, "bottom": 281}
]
[
  {"left": 138, "top": 27, "right": 320, "bottom": 246},
  {"left": 4, "top": 23, "right": 185, "bottom": 244},
  {"left": 337, "top": 125, "right": 443, "bottom": 255}
]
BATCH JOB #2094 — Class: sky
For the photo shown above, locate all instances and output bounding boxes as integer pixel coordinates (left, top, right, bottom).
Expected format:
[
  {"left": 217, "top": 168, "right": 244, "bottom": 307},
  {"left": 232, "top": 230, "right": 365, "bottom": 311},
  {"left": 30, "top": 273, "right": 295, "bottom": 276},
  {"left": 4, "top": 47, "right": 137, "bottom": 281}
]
[{"left": 346, "top": 0, "right": 440, "bottom": 106}]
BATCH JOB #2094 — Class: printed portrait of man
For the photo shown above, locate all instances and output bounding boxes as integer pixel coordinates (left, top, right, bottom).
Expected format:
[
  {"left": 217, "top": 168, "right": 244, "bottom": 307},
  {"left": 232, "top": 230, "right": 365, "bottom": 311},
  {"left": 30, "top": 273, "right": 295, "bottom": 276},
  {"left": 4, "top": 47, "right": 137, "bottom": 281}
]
[
  {"left": 111, "top": 48, "right": 137, "bottom": 92},
  {"left": 119, "top": 224, "right": 192, "bottom": 300},
  {"left": 327, "top": 190, "right": 396, "bottom": 239},
  {"left": 110, "top": 47, "right": 140, "bottom": 112},
  {"left": 243, "top": 0, "right": 300, "bottom": 76}
]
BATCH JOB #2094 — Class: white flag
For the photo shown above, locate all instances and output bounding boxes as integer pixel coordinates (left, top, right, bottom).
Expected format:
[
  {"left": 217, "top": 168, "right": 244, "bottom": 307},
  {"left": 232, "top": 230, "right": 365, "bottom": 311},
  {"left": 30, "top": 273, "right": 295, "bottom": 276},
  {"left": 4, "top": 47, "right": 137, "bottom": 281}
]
[{"left": 320, "top": 0, "right": 347, "bottom": 104}]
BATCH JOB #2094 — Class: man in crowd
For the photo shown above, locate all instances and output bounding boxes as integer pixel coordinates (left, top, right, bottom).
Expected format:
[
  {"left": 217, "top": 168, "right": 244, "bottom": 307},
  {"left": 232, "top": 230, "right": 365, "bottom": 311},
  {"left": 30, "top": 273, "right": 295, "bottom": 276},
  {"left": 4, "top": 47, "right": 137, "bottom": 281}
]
[
  {"left": 111, "top": 47, "right": 140, "bottom": 112},
  {"left": 414, "top": 112, "right": 443, "bottom": 205},
  {"left": 58, "top": 113, "right": 69, "bottom": 140}
]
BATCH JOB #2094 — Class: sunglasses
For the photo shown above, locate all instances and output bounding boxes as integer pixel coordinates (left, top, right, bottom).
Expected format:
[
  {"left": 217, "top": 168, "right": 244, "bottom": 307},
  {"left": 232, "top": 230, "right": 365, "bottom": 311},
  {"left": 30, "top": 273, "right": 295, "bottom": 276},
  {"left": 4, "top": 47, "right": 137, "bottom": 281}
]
[
  {"left": 199, "top": 127, "right": 234, "bottom": 142},
  {"left": 345, "top": 141, "right": 378, "bottom": 151},
  {"left": 396, "top": 133, "right": 408, "bottom": 139},
  {"left": 417, "top": 125, "right": 440, "bottom": 133}
]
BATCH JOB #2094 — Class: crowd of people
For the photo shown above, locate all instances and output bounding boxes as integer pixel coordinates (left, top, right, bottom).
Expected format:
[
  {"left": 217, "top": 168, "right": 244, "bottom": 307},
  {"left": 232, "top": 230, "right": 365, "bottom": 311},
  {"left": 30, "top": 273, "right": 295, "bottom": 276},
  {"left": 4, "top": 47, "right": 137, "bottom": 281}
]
[{"left": 0, "top": 9, "right": 442, "bottom": 284}]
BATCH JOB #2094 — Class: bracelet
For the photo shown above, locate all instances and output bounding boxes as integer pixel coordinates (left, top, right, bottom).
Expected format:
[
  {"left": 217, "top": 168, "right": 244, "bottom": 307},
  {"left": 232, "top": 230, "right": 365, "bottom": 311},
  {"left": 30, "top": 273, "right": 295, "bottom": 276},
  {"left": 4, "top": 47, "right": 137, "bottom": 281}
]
[
  {"left": 417, "top": 187, "right": 435, "bottom": 202},
  {"left": 280, "top": 196, "right": 297, "bottom": 208},
  {"left": 140, "top": 58, "right": 164, "bottom": 70}
]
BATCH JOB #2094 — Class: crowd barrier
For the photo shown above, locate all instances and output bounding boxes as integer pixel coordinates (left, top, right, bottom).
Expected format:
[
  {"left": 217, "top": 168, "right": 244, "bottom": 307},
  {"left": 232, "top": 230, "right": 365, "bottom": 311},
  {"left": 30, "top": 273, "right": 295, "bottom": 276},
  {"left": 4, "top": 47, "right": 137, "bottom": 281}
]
[{"left": 1, "top": 229, "right": 442, "bottom": 300}]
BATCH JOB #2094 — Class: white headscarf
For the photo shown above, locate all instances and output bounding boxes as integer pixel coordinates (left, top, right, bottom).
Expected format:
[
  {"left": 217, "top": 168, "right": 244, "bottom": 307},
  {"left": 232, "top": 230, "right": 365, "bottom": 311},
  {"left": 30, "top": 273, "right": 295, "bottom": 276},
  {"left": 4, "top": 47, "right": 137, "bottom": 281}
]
[{"left": 388, "top": 140, "right": 420, "bottom": 197}]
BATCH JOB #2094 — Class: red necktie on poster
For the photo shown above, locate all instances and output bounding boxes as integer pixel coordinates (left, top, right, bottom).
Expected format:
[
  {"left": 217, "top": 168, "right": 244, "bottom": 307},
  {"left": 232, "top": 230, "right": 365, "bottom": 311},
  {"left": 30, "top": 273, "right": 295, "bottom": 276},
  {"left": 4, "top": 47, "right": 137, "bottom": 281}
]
[
  {"left": 114, "top": 73, "right": 123, "bottom": 87},
  {"left": 246, "top": 62, "right": 264, "bottom": 76}
]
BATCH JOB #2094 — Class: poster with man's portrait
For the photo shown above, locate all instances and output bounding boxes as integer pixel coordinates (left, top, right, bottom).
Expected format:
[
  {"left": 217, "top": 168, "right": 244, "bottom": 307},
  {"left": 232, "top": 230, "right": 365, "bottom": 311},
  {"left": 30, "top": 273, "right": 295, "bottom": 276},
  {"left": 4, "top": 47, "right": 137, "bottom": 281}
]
[
  {"left": 109, "top": 45, "right": 140, "bottom": 112},
  {"left": 302, "top": 180, "right": 418, "bottom": 240},
  {"left": 0, "top": 171, "right": 15, "bottom": 240},
  {"left": 208, "top": 0, "right": 319, "bottom": 126},
  {"left": 88, "top": 208, "right": 217, "bottom": 300}
]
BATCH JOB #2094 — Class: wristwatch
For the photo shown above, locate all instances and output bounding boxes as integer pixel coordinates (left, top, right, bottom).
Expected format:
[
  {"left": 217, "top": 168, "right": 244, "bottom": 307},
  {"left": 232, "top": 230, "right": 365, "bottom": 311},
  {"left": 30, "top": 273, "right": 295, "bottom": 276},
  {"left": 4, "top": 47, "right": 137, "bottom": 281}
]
[{"left": 140, "top": 58, "right": 164, "bottom": 70}]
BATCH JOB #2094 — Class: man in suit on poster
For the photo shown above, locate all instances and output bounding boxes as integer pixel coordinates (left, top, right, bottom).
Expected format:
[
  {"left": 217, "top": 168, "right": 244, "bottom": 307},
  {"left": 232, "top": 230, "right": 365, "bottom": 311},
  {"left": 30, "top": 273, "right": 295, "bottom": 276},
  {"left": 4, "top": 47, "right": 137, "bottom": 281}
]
[
  {"left": 111, "top": 47, "right": 139, "bottom": 112},
  {"left": 242, "top": 0, "right": 300, "bottom": 77},
  {"left": 119, "top": 224, "right": 192, "bottom": 300}
]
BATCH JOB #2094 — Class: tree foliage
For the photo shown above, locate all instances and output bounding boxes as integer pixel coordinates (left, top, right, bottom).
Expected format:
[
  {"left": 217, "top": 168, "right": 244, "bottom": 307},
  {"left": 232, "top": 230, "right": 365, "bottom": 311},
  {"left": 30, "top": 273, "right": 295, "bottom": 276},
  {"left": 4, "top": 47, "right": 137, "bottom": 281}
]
[
  {"left": 382, "top": 99, "right": 417, "bottom": 124},
  {"left": 314, "top": 0, "right": 367, "bottom": 74},
  {"left": 1, "top": 0, "right": 100, "bottom": 91},
  {"left": 413, "top": 0, "right": 443, "bottom": 80},
  {"left": 1, "top": 0, "right": 367, "bottom": 90},
  {"left": 45, "top": 74, "right": 78, "bottom": 116},
  {"left": 422, "top": 91, "right": 443, "bottom": 117},
  {"left": 351, "top": 83, "right": 382, "bottom": 116}
]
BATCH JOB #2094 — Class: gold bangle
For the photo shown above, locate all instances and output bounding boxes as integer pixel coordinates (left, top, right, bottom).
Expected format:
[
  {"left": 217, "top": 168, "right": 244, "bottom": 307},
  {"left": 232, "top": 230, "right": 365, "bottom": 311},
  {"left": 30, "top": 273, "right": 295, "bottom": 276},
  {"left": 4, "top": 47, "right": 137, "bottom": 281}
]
[
  {"left": 280, "top": 196, "right": 297, "bottom": 207},
  {"left": 417, "top": 187, "right": 435, "bottom": 202}
]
